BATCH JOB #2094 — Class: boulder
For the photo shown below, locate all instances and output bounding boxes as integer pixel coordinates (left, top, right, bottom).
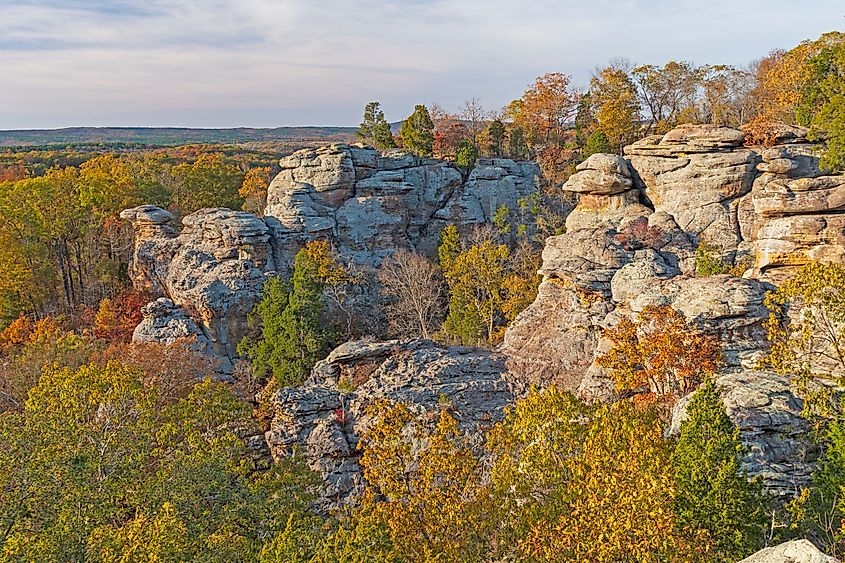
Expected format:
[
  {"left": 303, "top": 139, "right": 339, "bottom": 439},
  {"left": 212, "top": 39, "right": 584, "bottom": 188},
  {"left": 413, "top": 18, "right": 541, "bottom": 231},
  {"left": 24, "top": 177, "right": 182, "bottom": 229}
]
[
  {"left": 739, "top": 540, "right": 838, "bottom": 563},
  {"left": 262, "top": 339, "right": 516, "bottom": 507}
]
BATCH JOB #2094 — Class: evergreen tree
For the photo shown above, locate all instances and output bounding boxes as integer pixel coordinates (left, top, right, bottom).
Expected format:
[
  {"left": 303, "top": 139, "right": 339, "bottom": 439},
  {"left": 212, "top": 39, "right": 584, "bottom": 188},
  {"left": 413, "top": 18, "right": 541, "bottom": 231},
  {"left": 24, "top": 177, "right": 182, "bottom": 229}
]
[
  {"left": 455, "top": 139, "right": 478, "bottom": 170},
  {"left": 238, "top": 247, "right": 335, "bottom": 387},
  {"left": 582, "top": 130, "right": 611, "bottom": 158},
  {"left": 798, "top": 419, "right": 845, "bottom": 555},
  {"left": 400, "top": 105, "right": 435, "bottom": 157},
  {"left": 486, "top": 119, "right": 506, "bottom": 157},
  {"left": 672, "top": 379, "right": 768, "bottom": 561},
  {"left": 357, "top": 101, "right": 396, "bottom": 150},
  {"left": 508, "top": 126, "right": 527, "bottom": 159}
]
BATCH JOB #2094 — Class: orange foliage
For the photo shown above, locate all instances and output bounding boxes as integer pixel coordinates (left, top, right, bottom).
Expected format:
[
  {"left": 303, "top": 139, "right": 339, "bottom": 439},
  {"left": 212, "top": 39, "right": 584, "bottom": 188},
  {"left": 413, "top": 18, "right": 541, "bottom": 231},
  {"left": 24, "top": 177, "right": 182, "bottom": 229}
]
[
  {"left": 92, "top": 340, "right": 218, "bottom": 404},
  {"left": 597, "top": 305, "right": 721, "bottom": 402},
  {"left": 93, "top": 289, "right": 150, "bottom": 343},
  {"left": 0, "top": 315, "right": 62, "bottom": 355}
]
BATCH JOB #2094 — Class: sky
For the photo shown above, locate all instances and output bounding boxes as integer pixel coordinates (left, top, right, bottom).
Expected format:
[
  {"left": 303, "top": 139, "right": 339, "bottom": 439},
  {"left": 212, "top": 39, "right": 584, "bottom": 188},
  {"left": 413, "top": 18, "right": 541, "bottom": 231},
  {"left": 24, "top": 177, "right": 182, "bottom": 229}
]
[{"left": 0, "top": 0, "right": 843, "bottom": 129}]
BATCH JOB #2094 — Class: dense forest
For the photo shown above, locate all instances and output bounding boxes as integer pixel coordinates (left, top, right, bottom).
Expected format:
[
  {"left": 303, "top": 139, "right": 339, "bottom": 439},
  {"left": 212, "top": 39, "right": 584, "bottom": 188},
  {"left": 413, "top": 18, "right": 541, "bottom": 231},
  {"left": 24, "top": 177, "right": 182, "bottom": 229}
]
[{"left": 1, "top": 29, "right": 845, "bottom": 562}]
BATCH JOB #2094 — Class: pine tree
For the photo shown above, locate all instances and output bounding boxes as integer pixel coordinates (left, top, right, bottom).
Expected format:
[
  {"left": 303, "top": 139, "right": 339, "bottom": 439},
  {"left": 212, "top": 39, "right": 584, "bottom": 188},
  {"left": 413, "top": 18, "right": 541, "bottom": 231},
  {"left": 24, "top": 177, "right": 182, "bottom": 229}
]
[
  {"left": 486, "top": 120, "right": 506, "bottom": 157},
  {"left": 358, "top": 101, "right": 396, "bottom": 151},
  {"left": 582, "top": 130, "right": 611, "bottom": 158},
  {"left": 455, "top": 139, "right": 478, "bottom": 170},
  {"left": 399, "top": 105, "right": 435, "bottom": 157},
  {"left": 238, "top": 246, "right": 335, "bottom": 387},
  {"left": 672, "top": 379, "right": 768, "bottom": 561}
]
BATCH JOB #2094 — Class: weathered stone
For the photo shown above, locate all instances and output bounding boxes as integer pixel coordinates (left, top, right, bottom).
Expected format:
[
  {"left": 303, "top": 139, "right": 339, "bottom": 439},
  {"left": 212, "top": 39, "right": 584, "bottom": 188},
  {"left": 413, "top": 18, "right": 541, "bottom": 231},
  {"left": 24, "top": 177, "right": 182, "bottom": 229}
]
[
  {"left": 563, "top": 153, "right": 633, "bottom": 195},
  {"left": 264, "top": 146, "right": 539, "bottom": 270},
  {"left": 263, "top": 339, "right": 516, "bottom": 507},
  {"left": 739, "top": 540, "right": 838, "bottom": 563}
]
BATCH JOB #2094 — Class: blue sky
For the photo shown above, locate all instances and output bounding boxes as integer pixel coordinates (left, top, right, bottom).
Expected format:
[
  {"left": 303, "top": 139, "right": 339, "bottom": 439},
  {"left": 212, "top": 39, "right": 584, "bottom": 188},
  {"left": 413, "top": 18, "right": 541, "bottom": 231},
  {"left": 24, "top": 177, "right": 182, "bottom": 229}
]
[{"left": 0, "top": 0, "right": 842, "bottom": 129}]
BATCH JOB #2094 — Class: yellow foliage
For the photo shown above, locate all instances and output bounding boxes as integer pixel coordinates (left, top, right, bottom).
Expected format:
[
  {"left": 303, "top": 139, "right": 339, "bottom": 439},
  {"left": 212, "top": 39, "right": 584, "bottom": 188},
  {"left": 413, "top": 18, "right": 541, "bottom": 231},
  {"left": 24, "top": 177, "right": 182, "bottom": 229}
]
[{"left": 357, "top": 400, "right": 491, "bottom": 562}]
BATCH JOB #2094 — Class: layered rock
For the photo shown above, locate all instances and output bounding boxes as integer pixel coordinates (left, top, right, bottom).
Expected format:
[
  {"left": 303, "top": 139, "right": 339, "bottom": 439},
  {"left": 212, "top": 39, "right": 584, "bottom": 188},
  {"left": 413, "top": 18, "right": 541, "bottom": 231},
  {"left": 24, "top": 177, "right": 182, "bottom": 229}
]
[
  {"left": 261, "top": 339, "right": 516, "bottom": 507},
  {"left": 668, "top": 370, "right": 817, "bottom": 497},
  {"left": 562, "top": 153, "right": 651, "bottom": 231},
  {"left": 625, "top": 124, "right": 760, "bottom": 255},
  {"left": 264, "top": 145, "right": 539, "bottom": 273},
  {"left": 739, "top": 132, "right": 845, "bottom": 282},
  {"left": 121, "top": 207, "right": 274, "bottom": 368}
]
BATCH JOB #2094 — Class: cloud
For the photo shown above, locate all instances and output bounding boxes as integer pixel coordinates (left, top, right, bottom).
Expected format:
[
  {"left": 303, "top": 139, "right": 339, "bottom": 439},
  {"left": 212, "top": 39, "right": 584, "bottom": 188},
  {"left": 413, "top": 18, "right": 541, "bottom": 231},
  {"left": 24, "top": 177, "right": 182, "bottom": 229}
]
[{"left": 0, "top": 0, "right": 842, "bottom": 128}]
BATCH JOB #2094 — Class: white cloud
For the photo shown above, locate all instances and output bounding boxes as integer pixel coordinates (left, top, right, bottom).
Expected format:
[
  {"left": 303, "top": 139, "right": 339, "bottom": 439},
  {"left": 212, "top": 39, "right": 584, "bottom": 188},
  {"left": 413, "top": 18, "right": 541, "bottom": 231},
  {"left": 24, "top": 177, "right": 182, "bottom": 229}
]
[{"left": 0, "top": 0, "right": 842, "bottom": 127}]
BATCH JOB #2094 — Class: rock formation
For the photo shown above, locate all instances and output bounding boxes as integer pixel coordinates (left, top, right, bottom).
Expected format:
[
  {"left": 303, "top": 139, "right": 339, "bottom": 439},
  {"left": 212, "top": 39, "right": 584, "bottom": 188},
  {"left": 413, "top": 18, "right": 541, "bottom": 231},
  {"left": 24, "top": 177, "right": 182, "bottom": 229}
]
[
  {"left": 264, "top": 145, "right": 539, "bottom": 273},
  {"left": 260, "top": 339, "right": 516, "bottom": 507},
  {"left": 121, "top": 148, "right": 539, "bottom": 367},
  {"left": 120, "top": 124, "right": 845, "bottom": 506},
  {"left": 740, "top": 539, "right": 839, "bottom": 563}
]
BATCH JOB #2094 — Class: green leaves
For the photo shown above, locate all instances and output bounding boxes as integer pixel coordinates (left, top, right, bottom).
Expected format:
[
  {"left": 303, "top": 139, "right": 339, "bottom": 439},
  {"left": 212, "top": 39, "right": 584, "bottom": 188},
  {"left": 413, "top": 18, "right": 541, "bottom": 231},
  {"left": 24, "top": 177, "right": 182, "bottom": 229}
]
[
  {"left": 0, "top": 362, "right": 320, "bottom": 561},
  {"left": 239, "top": 244, "right": 336, "bottom": 388},
  {"left": 672, "top": 379, "right": 768, "bottom": 561},
  {"left": 399, "top": 105, "right": 435, "bottom": 158}
]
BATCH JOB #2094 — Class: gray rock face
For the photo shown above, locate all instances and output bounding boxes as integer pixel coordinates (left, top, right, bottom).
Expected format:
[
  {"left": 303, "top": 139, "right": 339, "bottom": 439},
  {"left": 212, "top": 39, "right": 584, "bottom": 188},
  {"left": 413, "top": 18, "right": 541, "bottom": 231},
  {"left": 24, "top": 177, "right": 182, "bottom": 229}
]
[
  {"left": 121, "top": 207, "right": 274, "bottom": 365},
  {"left": 668, "top": 371, "right": 817, "bottom": 497},
  {"left": 261, "top": 339, "right": 516, "bottom": 507},
  {"left": 264, "top": 145, "right": 539, "bottom": 273},
  {"left": 122, "top": 148, "right": 539, "bottom": 366},
  {"left": 739, "top": 540, "right": 838, "bottom": 563}
]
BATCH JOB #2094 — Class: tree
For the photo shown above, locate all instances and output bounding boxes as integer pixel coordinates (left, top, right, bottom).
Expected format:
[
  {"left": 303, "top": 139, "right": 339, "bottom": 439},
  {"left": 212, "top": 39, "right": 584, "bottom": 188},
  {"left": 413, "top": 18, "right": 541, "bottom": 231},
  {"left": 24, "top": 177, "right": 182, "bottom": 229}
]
[
  {"left": 357, "top": 101, "right": 396, "bottom": 151},
  {"left": 239, "top": 166, "right": 273, "bottom": 214},
  {"left": 763, "top": 262, "right": 845, "bottom": 419},
  {"left": 485, "top": 119, "right": 506, "bottom": 157},
  {"left": 460, "top": 97, "right": 489, "bottom": 148},
  {"left": 582, "top": 130, "right": 611, "bottom": 158},
  {"left": 797, "top": 418, "right": 845, "bottom": 557},
  {"left": 455, "top": 138, "right": 478, "bottom": 170},
  {"left": 377, "top": 249, "right": 445, "bottom": 339},
  {"left": 488, "top": 389, "right": 705, "bottom": 562},
  {"left": 171, "top": 153, "right": 244, "bottom": 212},
  {"left": 590, "top": 65, "right": 641, "bottom": 152},
  {"left": 0, "top": 361, "right": 320, "bottom": 561},
  {"left": 442, "top": 240, "right": 510, "bottom": 344},
  {"left": 672, "top": 379, "right": 768, "bottom": 561},
  {"left": 355, "top": 400, "right": 491, "bottom": 562},
  {"left": 799, "top": 36, "right": 845, "bottom": 171},
  {"left": 399, "top": 105, "right": 434, "bottom": 157},
  {"left": 238, "top": 243, "right": 335, "bottom": 388},
  {"left": 632, "top": 61, "right": 701, "bottom": 133},
  {"left": 510, "top": 72, "right": 579, "bottom": 148},
  {"left": 597, "top": 305, "right": 722, "bottom": 401},
  {"left": 431, "top": 107, "right": 469, "bottom": 160}
]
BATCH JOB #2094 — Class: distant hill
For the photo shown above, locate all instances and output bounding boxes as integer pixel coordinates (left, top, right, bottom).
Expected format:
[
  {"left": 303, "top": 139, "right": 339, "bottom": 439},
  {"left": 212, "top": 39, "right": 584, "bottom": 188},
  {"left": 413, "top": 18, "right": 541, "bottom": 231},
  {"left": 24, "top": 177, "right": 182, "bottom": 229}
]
[{"left": 0, "top": 126, "right": 359, "bottom": 147}]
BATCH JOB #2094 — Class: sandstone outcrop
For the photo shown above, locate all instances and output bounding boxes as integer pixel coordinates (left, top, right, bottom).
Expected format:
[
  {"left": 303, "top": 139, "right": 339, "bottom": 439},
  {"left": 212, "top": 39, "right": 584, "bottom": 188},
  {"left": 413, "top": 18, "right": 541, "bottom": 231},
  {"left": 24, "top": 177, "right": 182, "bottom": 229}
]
[
  {"left": 562, "top": 153, "right": 650, "bottom": 231},
  {"left": 121, "top": 147, "right": 539, "bottom": 366},
  {"left": 121, "top": 207, "right": 274, "bottom": 369},
  {"left": 668, "top": 370, "right": 817, "bottom": 497},
  {"left": 740, "top": 540, "right": 839, "bottom": 563},
  {"left": 261, "top": 339, "right": 516, "bottom": 507},
  {"left": 264, "top": 145, "right": 539, "bottom": 273},
  {"left": 741, "top": 134, "right": 845, "bottom": 282},
  {"left": 625, "top": 124, "right": 759, "bottom": 255}
]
